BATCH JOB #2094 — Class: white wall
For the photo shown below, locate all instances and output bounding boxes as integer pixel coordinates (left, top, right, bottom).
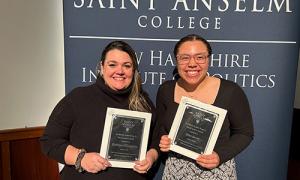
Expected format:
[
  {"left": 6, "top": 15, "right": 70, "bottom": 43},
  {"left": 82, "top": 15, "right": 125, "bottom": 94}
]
[{"left": 0, "top": 0, "right": 65, "bottom": 130}]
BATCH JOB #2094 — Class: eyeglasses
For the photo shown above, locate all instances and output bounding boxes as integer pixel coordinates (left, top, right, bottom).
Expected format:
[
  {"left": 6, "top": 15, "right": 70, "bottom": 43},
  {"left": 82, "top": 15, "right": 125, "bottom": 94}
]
[{"left": 176, "top": 54, "right": 209, "bottom": 65}]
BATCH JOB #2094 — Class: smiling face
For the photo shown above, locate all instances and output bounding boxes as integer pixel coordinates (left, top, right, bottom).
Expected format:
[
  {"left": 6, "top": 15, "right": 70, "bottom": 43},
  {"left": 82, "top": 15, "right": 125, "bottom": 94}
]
[
  {"left": 101, "top": 49, "right": 134, "bottom": 91},
  {"left": 176, "top": 40, "right": 209, "bottom": 86}
]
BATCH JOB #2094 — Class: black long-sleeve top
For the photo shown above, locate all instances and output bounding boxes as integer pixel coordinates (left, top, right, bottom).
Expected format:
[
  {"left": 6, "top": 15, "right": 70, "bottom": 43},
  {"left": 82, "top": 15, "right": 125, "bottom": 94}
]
[
  {"left": 151, "top": 79, "right": 254, "bottom": 164},
  {"left": 40, "top": 77, "right": 155, "bottom": 180}
]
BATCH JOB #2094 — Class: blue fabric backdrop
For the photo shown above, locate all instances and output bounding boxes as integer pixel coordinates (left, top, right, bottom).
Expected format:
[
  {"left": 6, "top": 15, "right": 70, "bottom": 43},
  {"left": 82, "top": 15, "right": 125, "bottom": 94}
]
[{"left": 63, "top": 1, "right": 300, "bottom": 179}]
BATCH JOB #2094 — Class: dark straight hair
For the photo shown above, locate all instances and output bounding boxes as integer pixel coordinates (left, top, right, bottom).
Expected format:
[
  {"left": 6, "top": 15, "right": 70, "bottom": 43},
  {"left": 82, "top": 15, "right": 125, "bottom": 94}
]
[
  {"left": 173, "top": 34, "right": 212, "bottom": 57},
  {"left": 96, "top": 41, "right": 151, "bottom": 112}
]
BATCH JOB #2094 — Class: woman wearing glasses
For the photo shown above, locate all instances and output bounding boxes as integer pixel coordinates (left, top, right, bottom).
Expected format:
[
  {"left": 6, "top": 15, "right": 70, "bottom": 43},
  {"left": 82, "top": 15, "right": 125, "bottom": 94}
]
[{"left": 152, "top": 34, "right": 254, "bottom": 179}]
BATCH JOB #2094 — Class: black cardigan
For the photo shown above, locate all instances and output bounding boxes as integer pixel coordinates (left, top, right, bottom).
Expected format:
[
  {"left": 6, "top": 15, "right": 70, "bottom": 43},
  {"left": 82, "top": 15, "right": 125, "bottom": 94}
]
[{"left": 151, "top": 79, "right": 254, "bottom": 164}]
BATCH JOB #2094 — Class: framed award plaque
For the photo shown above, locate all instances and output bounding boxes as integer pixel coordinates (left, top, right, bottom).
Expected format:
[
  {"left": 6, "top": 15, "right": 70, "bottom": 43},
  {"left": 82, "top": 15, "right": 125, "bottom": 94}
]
[
  {"left": 100, "top": 107, "right": 151, "bottom": 168},
  {"left": 169, "top": 96, "right": 227, "bottom": 160}
]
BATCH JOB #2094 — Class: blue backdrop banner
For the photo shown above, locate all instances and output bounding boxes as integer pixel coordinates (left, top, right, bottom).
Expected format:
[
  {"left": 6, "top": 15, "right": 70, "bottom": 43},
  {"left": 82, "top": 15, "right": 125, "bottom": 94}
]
[{"left": 63, "top": 1, "right": 300, "bottom": 179}]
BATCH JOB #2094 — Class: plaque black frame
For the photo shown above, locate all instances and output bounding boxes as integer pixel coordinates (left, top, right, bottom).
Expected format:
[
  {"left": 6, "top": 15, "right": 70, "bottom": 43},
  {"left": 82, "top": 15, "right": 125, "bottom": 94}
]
[
  {"left": 100, "top": 108, "right": 151, "bottom": 168},
  {"left": 169, "top": 97, "right": 227, "bottom": 160}
]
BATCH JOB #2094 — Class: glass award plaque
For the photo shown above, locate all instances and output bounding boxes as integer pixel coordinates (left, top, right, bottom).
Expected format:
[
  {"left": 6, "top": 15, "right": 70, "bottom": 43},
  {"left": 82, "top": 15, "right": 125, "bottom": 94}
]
[
  {"left": 169, "top": 97, "right": 227, "bottom": 160},
  {"left": 100, "top": 107, "right": 151, "bottom": 168}
]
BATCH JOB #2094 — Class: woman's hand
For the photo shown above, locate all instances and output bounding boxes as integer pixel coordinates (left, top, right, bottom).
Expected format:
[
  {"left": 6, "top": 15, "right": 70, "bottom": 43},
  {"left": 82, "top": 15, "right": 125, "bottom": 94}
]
[
  {"left": 196, "top": 151, "right": 220, "bottom": 169},
  {"left": 80, "top": 152, "right": 111, "bottom": 173},
  {"left": 159, "top": 135, "right": 171, "bottom": 152},
  {"left": 133, "top": 149, "right": 158, "bottom": 174}
]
